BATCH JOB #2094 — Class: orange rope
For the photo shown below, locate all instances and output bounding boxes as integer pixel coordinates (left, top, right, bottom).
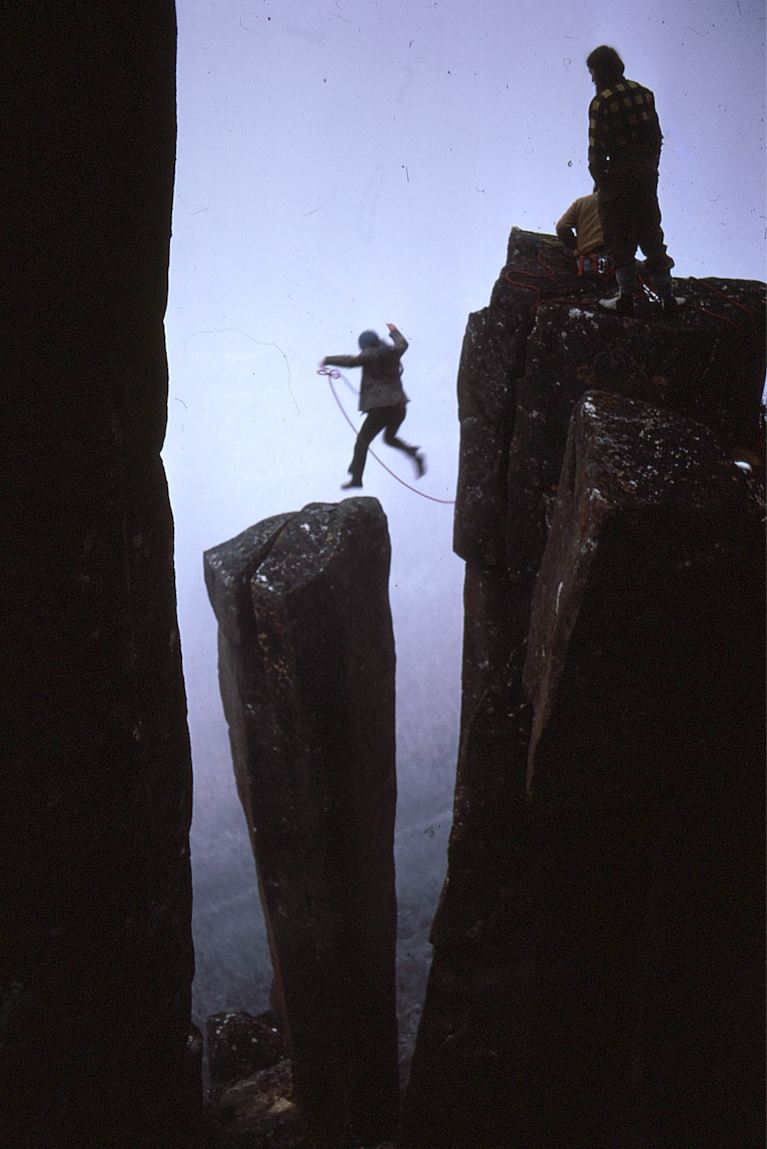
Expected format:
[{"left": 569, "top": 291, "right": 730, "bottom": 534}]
[
  {"left": 694, "top": 280, "right": 760, "bottom": 319},
  {"left": 503, "top": 246, "right": 559, "bottom": 306},
  {"left": 318, "top": 367, "right": 455, "bottom": 505},
  {"left": 685, "top": 278, "right": 763, "bottom": 329},
  {"left": 503, "top": 248, "right": 763, "bottom": 331}
]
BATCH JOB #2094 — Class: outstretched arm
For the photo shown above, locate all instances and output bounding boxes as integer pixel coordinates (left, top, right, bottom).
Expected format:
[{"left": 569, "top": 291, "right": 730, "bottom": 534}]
[{"left": 321, "top": 353, "right": 364, "bottom": 368}]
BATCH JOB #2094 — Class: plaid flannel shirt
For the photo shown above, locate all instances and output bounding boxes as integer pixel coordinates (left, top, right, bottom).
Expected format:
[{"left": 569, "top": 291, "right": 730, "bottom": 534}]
[{"left": 588, "top": 79, "right": 662, "bottom": 187}]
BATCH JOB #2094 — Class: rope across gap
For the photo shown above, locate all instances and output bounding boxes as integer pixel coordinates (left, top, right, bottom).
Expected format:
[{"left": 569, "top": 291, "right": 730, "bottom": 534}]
[
  {"left": 317, "top": 367, "right": 456, "bottom": 506},
  {"left": 319, "top": 263, "right": 761, "bottom": 503}
]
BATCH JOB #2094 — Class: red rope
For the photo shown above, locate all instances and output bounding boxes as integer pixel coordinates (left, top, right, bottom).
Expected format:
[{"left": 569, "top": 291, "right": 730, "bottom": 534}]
[
  {"left": 504, "top": 251, "right": 762, "bottom": 331},
  {"left": 503, "top": 246, "right": 559, "bottom": 306},
  {"left": 695, "top": 280, "right": 760, "bottom": 319},
  {"left": 318, "top": 367, "right": 455, "bottom": 505},
  {"left": 684, "top": 278, "right": 763, "bottom": 329},
  {"left": 689, "top": 304, "right": 739, "bottom": 328}
]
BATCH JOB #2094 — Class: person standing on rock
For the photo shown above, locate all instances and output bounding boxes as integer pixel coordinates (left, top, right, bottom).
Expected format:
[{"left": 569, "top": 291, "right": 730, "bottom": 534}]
[
  {"left": 320, "top": 323, "right": 426, "bottom": 490},
  {"left": 586, "top": 45, "right": 683, "bottom": 317}
]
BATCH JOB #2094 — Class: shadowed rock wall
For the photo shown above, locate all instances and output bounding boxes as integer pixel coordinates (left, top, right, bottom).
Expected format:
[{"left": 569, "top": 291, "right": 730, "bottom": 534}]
[
  {"left": 205, "top": 499, "right": 400, "bottom": 1148},
  {"left": 401, "top": 231, "right": 765, "bottom": 1147},
  {"left": 3, "top": 7, "right": 196, "bottom": 1147}
]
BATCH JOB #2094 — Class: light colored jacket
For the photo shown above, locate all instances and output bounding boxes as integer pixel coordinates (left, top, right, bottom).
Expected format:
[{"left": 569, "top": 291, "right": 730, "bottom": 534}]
[
  {"left": 324, "top": 329, "right": 409, "bottom": 412},
  {"left": 556, "top": 194, "right": 604, "bottom": 255}
]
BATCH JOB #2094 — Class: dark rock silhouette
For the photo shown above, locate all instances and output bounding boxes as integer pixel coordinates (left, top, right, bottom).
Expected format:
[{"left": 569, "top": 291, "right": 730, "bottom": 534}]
[
  {"left": 401, "top": 232, "right": 765, "bottom": 1148},
  {"left": 204, "top": 1011, "right": 299, "bottom": 1147},
  {"left": 455, "top": 230, "right": 764, "bottom": 641},
  {"left": 204, "top": 498, "right": 400, "bottom": 1148},
  {"left": 207, "top": 1010, "right": 287, "bottom": 1092},
  {"left": 3, "top": 8, "right": 196, "bottom": 1148},
  {"left": 208, "top": 1061, "right": 298, "bottom": 1146}
]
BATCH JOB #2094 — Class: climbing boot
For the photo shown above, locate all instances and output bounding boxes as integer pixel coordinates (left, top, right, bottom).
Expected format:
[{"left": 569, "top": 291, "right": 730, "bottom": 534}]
[
  {"left": 599, "top": 293, "right": 634, "bottom": 316},
  {"left": 660, "top": 294, "right": 686, "bottom": 316},
  {"left": 413, "top": 450, "right": 427, "bottom": 479},
  {"left": 341, "top": 477, "right": 362, "bottom": 490}
]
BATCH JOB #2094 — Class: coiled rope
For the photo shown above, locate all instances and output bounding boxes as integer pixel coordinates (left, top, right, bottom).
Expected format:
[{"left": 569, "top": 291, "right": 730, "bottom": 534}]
[
  {"left": 503, "top": 245, "right": 563, "bottom": 306},
  {"left": 318, "top": 367, "right": 455, "bottom": 505}
]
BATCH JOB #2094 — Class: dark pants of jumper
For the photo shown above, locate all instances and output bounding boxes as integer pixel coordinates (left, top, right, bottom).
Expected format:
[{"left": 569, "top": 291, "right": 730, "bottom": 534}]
[
  {"left": 598, "top": 172, "right": 674, "bottom": 275},
  {"left": 348, "top": 404, "right": 414, "bottom": 482}
]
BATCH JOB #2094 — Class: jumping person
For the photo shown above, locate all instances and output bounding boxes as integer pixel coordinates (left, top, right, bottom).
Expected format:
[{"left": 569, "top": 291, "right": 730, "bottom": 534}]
[
  {"left": 586, "top": 45, "right": 684, "bottom": 316},
  {"left": 320, "top": 324, "right": 426, "bottom": 490}
]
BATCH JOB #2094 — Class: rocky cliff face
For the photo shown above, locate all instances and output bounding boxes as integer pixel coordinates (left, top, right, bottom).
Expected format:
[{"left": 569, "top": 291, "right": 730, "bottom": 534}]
[
  {"left": 205, "top": 499, "right": 400, "bottom": 1148},
  {"left": 400, "top": 231, "right": 765, "bottom": 1148},
  {"left": 3, "top": 10, "right": 195, "bottom": 1147}
]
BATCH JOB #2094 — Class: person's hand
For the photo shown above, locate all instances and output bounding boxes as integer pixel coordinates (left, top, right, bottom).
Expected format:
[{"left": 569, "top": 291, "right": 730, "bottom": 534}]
[
  {"left": 386, "top": 322, "right": 398, "bottom": 333},
  {"left": 319, "top": 358, "right": 327, "bottom": 368}
]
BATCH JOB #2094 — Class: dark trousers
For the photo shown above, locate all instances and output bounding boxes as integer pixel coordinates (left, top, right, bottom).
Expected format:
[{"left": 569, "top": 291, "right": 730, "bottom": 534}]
[
  {"left": 348, "top": 404, "right": 414, "bottom": 482},
  {"left": 598, "top": 172, "right": 674, "bottom": 274}
]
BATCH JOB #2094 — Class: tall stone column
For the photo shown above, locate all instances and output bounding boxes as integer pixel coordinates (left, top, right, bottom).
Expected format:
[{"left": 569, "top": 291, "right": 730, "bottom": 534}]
[
  {"left": 401, "top": 230, "right": 766, "bottom": 1147},
  {"left": 3, "top": 8, "right": 195, "bottom": 1146},
  {"left": 205, "top": 498, "right": 400, "bottom": 1148}
]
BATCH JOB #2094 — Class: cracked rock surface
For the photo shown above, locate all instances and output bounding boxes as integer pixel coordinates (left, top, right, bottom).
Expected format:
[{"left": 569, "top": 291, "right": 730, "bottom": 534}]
[
  {"left": 401, "top": 232, "right": 765, "bottom": 1148},
  {"left": 205, "top": 499, "right": 400, "bottom": 1149}
]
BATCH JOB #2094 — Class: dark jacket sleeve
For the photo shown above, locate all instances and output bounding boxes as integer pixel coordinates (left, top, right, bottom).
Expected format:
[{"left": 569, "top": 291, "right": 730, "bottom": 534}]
[
  {"left": 646, "top": 98, "right": 663, "bottom": 162},
  {"left": 588, "top": 96, "right": 609, "bottom": 187},
  {"left": 323, "top": 353, "right": 364, "bottom": 368},
  {"left": 389, "top": 328, "right": 408, "bottom": 355}
]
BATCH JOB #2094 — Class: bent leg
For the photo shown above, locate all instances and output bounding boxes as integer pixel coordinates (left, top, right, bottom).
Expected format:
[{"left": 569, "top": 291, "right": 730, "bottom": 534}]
[
  {"left": 382, "top": 406, "right": 416, "bottom": 455},
  {"left": 348, "top": 409, "right": 388, "bottom": 482},
  {"left": 383, "top": 406, "right": 426, "bottom": 476}
]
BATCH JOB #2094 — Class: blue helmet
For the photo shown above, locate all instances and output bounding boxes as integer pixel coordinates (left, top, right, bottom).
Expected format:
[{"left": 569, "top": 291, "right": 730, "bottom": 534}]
[{"left": 358, "top": 330, "right": 380, "bottom": 349}]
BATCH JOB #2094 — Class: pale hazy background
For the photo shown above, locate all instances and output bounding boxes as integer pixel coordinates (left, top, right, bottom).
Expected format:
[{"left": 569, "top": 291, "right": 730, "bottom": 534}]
[{"left": 163, "top": 0, "right": 766, "bottom": 1034}]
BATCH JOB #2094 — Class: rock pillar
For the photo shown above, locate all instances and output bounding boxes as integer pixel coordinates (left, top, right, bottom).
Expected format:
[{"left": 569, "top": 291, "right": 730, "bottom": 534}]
[
  {"left": 401, "top": 231, "right": 765, "bottom": 1147},
  {"left": 204, "top": 498, "right": 400, "bottom": 1147},
  {"left": 3, "top": 7, "right": 195, "bottom": 1147}
]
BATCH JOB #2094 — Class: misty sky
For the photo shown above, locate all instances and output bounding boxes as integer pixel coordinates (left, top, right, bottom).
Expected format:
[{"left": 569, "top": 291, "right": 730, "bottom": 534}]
[{"left": 163, "top": 0, "right": 766, "bottom": 1022}]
